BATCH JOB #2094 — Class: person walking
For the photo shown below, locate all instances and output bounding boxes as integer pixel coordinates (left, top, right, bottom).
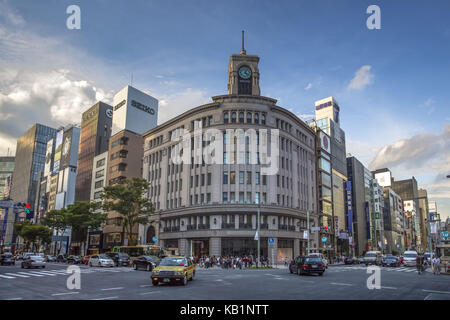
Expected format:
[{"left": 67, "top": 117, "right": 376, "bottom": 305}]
[{"left": 433, "top": 256, "right": 441, "bottom": 275}]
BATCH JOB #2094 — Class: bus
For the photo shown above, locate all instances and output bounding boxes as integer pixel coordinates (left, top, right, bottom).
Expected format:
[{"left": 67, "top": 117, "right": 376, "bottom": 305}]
[{"left": 112, "top": 245, "right": 165, "bottom": 258}]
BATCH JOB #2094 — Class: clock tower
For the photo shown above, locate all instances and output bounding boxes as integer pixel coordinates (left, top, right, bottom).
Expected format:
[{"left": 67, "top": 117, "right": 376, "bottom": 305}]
[{"left": 227, "top": 31, "right": 261, "bottom": 96}]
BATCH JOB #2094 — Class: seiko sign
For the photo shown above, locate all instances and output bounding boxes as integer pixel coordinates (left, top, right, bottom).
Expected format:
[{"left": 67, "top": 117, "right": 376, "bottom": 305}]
[
  {"left": 131, "top": 99, "right": 155, "bottom": 115},
  {"left": 114, "top": 99, "right": 155, "bottom": 115}
]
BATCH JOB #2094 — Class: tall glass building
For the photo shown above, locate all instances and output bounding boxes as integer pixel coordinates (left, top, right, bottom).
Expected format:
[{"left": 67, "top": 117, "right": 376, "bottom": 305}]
[
  {"left": 10, "top": 124, "right": 57, "bottom": 210},
  {"left": 0, "top": 157, "right": 15, "bottom": 200}
]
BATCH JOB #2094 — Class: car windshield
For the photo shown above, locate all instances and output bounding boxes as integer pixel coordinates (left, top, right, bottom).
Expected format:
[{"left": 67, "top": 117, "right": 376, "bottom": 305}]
[
  {"left": 405, "top": 253, "right": 417, "bottom": 258},
  {"left": 99, "top": 255, "right": 110, "bottom": 259},
  {"left": 30, "top": 256, "right": 43, "bottom": 260},
  {"left": 304, "top": 258, "right": 322, "bottom": 264},
  {"left": 160, "top": 258, "right": 187, "bottom": 266},
  {"left": 365, "top": 253, "right": 376, "bottom": 257}
]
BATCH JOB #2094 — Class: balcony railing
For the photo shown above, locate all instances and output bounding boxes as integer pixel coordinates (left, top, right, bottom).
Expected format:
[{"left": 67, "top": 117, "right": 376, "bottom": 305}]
[
  {"left": 288, "top": 225, "right": 296, "bottom": 231},
  {"left": 260, "top": 223, "right": 268, "bottom": 229},
  {"left": 239, "top": 223, "right": 252, "bottom": 229},
  {"left": 187, "top": 224, "right": 196, "bottom": 230},
  {"left": 279, "top": 224, "right": 288, "bottom": 230},
  {"left": 198, "top": 224, "right": 210, "bottom": 230}
]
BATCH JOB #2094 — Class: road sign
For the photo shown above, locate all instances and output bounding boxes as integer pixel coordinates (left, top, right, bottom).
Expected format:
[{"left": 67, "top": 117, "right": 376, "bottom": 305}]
[
  {"left": 303, "top": 230, "right": 308, "bottom": 239},
  {"left": 152, "top": 236, "right": 158, "bottom": 243},
  {"left": 442, "top": 231, "right": 449, "bottom": 240},
  {"left": 311, "top": 227, "right": 320, "bottom": 231},
  {"left": 268, "top": 237, "right": 275, "bottom": 244},
  {"left": 321, "top": 237, "right": 327, "bottom": 243}
]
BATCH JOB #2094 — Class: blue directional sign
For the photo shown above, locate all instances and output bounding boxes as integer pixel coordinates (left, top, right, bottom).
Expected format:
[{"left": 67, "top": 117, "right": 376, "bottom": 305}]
[
  {"left": 152, "top": 236, "right": 158, "bottom": 243},
  {"left": 268, "top": 237, "right": 275, "bottom": 244},
  {"left": 321, "top": 237, "right": 327, "bottom": 243},
  {"left": 442, "top": 231, "right": 449, "bottom": 240}
]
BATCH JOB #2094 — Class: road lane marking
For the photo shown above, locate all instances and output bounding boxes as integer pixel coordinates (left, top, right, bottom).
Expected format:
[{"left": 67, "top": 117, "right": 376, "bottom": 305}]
[
  {"left": 424, "top": 293, "right": 432, "bottom": 300},
  {"left": 139, "top": 284, "right": 153, "bottom": 288},
  {"left": 140, "top": 291, "right": 162, "bottom": 295},
  {"left": 52, "top": 292, "right": 80, "bottom": 296},
  {"left": 0, "top": 274, "right": 15, "bottom": 279},
  {"left": 28, "top": 271, "right": 57, "bottom": 276},
  {"left": 331, "top": 282, "right": 353, "bottom": 286},
  {"left": 91, "top": 296, "right": 118, "bottom": 300},
  {"left": 17, "top": 272, "right": 43, "bottom": 277},
  {"left": 101, "top": 287, "right": 124, "bottom": 291},
  {"left": 5, "top": 297, "right": 23, "bottom": 300},
  {"left": 381, "top": 286, "right": 397, "bottom": 290},
  {"left": 5, "top": 273, "right": 29, "bottom": 278},
  {"left": 422, "top": 289, "right": 450, "bottom": 295}
]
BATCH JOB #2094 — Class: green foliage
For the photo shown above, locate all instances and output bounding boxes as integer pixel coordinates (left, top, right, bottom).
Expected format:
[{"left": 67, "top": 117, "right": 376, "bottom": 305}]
[
  {"left": 41, "top": 209, "right": 68, "bottom": 234},
  {"left": 102, "top": 178, "right": 155, "bottom": 246},
  {"left": 65, "top": 201, "right": 106, "bottom": 242},
  {"left": 14, "top": 221, "right": 53, "bottom": 250}
]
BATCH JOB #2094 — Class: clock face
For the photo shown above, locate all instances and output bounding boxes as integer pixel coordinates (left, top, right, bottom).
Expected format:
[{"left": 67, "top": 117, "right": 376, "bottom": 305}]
[{"left": 238, "top": 66, "right": 251, "bottom": 79}]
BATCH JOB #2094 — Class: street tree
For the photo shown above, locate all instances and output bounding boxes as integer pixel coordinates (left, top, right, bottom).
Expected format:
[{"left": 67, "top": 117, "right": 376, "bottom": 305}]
[
  {"left": 41, "top": 208, "right": 68, "bottom": 255},
  {"left": 102, "top": 178, "right": 155, "bottom": 246},
  {"left": 64, "top": 201, "right": 106, "bottom": 255},
  {"left": 14, "top": 221, "right": 53, "bottom": 252}
]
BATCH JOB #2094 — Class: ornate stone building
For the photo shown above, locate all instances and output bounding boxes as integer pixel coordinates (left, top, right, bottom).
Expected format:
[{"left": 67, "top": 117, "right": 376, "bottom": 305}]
[{"left": 141, "top": 42, "right": 318, "bottom": 261}]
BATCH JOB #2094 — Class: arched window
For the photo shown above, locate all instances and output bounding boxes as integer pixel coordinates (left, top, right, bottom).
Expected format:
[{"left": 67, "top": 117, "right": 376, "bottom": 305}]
[
  {"left": 247, "top": 112, "right": 252, "bottom": 123},
  {"left": 261, "top": 113, "right": 266, "bottom": 125},
  {"left": 231, "top": 112, "right": 237, "bottom": 123},
  {"left": 239, "top": 112, "right": 244, "bottom": 123},
  {"left": 254, "top": 113, "right": 259, "bottom": 124},
  {"left": 224, "top": 112, "right": 229, "bottom": 124}
]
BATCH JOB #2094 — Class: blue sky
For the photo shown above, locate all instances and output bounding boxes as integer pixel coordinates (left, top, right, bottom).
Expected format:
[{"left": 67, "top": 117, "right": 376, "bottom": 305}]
[{"left": 0, "top": 0, "right": 449, "bottom": 218}]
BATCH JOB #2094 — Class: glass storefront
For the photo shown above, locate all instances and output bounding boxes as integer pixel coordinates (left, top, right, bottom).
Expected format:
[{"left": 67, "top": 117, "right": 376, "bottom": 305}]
[{"left": 221, "top": 238, "right": 268, "bottom": 257}]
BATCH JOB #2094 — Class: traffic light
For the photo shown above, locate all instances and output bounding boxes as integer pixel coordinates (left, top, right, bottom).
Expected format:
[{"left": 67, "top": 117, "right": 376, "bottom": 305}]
[{"left": 25, "top": 203, "right": 31, "bottom": 214}]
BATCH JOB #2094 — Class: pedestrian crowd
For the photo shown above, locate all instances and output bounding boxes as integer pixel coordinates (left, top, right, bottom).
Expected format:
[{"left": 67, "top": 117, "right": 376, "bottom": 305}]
[{"left": 192, "top": 255, "right": 270, "bottom": 269}]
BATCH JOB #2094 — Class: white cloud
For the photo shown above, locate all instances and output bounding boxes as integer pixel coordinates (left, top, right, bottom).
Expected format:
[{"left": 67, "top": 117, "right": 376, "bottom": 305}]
[
  {"left": 296, "top": 113, "right": 315, "bottom": 121},
  {"left": 304, "top": 83, "right": 313, "bottom": 91},
  {"left": 348, "top": 65, "right": 374, "bottom": 90},
  {"left": 156, "top": 88, "right": 211, "bottom": 124}
]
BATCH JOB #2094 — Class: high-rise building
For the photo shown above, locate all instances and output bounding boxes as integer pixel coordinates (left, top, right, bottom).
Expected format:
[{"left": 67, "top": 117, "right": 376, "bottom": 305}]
[
  {"left": 102, "top": 85, "right": 159, "bottom": 250},
  {"left": 10, "top": 124, "right": 57, "bottom": 212},
  {"left": 0, "top": 157, "right": 15, "bottom": 200},
  {"left": 418, "top": 189, "right": 429, "bottom": 251},
  {"left": 346, "top": 156, "right": 370, "bottom": 256},
  {"left": 314, "top": 97, "right": 348, "bottom": 257},
  {"left": 75, "top": 102, "right": 113, "bottom": 202}
]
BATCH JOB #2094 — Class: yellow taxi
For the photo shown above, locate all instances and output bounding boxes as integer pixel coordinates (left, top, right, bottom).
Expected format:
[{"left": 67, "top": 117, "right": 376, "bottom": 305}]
[{"left": 151, "top": 256, "right": 195, "bottom": 286}]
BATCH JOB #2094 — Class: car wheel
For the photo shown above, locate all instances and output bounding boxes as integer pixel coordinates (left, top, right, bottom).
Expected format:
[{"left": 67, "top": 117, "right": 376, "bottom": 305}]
[
  {"left": 182, "top": 275, "right": 188, "bottom": 286},
  {"left": 191, "top": 271, "right": 195, "bottom": 280},
  {"left": 42, "top": 266, "right": 45, "bottom": 268},
  {"left": 319, "top": 272, "right": 324, "bottom": 276},
  {"left": 289, "top": 266, "right": 293, "bottom": 274},
  {"left": 152, "top": 280, "right": 158, "bottom": 286}
]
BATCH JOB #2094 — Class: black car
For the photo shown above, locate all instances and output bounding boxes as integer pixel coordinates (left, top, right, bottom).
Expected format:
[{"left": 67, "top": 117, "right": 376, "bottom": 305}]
[
  {"left": 133, "top": 255, "right": 160, "bottom": 271},
  {"left": 381, "top": 255, "right": 400, "bottom": 267},
  {"left": 0, "top": 253, "right": 15, "bottom": 266},
  {"left": 345, "top": 256, "right": 356, "bottom": 264},
  {"left": 289, "top": 256, "right": 325, "bottom": 276},
  {"left": 56, "top": 254, "right": 67, "bottom": 263},
  {"left": 44, "top": 255, "right": 56, "bottom": 262},
  {"left": 105, "top": 252, "right": 131, "bottom": 267},
  {"left": 67, "top": 255, "right": 82, "bottom": 264}
]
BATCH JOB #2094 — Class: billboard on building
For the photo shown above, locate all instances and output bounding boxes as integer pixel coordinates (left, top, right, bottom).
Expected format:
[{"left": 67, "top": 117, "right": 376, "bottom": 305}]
[
  {"left": 375, "top": 171, "right": 391, "bottom": 187},
  {"left": 365, "top": 202, "right": 371, "bottom": 240},
  {"left": 60, "top": 127, "right": 80, "bottom": 170},
  {"left": 320, "top": 131, "right": 331, "bottom": 154},
  {"left": 346, "top": 181, "right": 353, "bottom": 234},
  {"left": 53, "top": 130, "right": 64, "bottom": 174},
  {"left": 428, "top": 201, "right": 437, "bottom": 213},
  {"left": 44, "top": 139, "right": 53, "bottom": 177}
]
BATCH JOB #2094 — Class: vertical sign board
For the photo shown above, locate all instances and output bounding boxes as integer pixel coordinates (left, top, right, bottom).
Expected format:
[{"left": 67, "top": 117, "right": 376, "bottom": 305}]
[
  {"left": 346, "top": 181, "right": 353, "bottom": 234},
  {"left": 365, "top": 202, "right": 371, "bottom": 240},
  {"left": 1, "top": 207, "right": 8, "bottom": 243},
  {"left": 53, "top": 130, "right": 64, "bottom": 174}
]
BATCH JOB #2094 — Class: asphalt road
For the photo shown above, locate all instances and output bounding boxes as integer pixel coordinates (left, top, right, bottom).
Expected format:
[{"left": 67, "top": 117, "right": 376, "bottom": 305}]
[{"left": 0, "top": 262, "right": 449, "bottom": 300}]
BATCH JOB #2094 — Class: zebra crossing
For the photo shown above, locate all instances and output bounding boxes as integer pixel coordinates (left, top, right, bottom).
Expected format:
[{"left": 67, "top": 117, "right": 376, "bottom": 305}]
[
  {"left": 0, "top": 267, "right": 136, "bottom": 280},
  {"left": 328, "top": 265, "right": 429, "bottom": 273}
]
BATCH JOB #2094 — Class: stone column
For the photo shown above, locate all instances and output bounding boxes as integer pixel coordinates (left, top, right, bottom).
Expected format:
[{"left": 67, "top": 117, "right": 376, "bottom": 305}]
[
  {"left": 210, "top": 237, "right": 221, "bottom": 257},
  {"left": 178, "top": 238, "right": 189, "bottom": 256},
  {"left": 294, "top": 238, "right": 300, "bottom": 257}
]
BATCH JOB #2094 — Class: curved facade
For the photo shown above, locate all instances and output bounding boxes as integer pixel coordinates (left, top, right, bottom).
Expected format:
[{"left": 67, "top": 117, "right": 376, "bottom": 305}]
[{"left": 141, "top": 49, "right": 318, "bottom": 262}]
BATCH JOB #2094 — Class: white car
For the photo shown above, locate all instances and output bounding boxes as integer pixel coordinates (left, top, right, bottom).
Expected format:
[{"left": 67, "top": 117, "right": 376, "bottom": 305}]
[
  {"left": 89, "top": 254, "right": 114, "bottom": 267},
  {"left": 402, "top": 251, "right": 418, "bottom": 267},
  {"left": 21, "top": 255, "right": 46, "bottom": 269}
]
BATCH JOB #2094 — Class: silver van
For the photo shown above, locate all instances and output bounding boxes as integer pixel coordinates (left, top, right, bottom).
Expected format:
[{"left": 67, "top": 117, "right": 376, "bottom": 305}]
[{"left": 363, "top": 251, "right": 382, "bottom": 266}]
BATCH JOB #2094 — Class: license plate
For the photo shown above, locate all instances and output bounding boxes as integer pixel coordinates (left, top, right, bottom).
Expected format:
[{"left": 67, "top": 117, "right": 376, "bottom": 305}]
[
  {"left": 163, "top": 278, "right": 170, "bottom": 283},
  {"left": 312, "top": 265, "right": 318, "bottom": 268}
]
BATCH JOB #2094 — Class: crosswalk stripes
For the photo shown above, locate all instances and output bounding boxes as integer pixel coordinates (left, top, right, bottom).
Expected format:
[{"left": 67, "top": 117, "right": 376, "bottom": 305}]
[
  {"left": 0, "top": 267, "right": 137, "bottom": 280},
  {"left": 328, "top": 265, "right": 428, "bottom": 273}
]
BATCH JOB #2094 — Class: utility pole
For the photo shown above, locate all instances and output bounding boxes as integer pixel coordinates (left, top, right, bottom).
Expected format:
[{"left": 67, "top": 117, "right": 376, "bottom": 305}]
[
  {"left": 306, "top": 210, "right": 310, "bottom": 255},
  {"left": 257, "top": 198, "right": 261, "bottom": 267}
]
